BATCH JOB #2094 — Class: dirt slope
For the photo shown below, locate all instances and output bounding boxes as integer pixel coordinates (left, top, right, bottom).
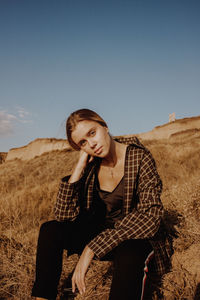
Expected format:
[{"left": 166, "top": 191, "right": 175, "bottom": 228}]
[{"left": 6, "top": 138, "right": 70, "bottom": 161}]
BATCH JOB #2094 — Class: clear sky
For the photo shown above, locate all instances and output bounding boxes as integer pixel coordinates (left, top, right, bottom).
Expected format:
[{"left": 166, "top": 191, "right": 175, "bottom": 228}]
[{"left": 0, "top": 0, "right": 200, "bottom": 152}]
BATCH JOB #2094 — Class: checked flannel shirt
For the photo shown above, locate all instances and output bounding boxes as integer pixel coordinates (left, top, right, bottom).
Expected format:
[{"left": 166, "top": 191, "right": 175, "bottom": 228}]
[{"left": 54, "top": 136, "right": 173, "bottom": 276}]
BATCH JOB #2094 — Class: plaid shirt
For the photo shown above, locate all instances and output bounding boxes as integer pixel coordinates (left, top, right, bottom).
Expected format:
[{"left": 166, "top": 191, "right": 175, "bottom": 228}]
[{"left": 55, "top": 137, "right": 173, "bottom": 276}]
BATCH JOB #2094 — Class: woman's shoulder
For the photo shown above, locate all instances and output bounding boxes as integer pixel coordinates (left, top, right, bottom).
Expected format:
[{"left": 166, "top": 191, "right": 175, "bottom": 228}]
[
  {"left": 119, "top": 137, "right": 155, "bottom": 165},
  {"left": 114, "top": 136, "right": 146, "bottom": 151}
]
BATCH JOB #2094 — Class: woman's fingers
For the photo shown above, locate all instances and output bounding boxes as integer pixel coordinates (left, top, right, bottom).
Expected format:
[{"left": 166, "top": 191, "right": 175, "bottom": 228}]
[
  {"left": 72, "top": 270, "right": 86, "bottom": 295},
  {"left": 77, "top": 273, "right": 86, "bottom": 294},
  {"left": 71, "top": 246, "right": 94, "bottom": 295},
  {"left": 72, "top": 273, "right": 75, "bottom": 293},
  {"left": 88, "top": 155, "right": 94, "bottom": 163},
  {"left": 79, "top": 150, "right": 89, "bottom": 165}
]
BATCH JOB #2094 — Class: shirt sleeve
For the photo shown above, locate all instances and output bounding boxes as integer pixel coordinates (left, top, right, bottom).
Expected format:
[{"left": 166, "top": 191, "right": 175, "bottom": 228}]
[
  {"left": 87, "top": 149, "right": 163, "bottom": 258},
  {"left": 54, "top": 175, "right": 82, "bottom": 221}
]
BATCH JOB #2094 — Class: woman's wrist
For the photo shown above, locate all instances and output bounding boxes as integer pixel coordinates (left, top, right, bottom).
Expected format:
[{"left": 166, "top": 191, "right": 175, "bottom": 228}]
[
  {"left": 68, "top": 166, "right": 84, "bottom": 183},
  {"left": 69, "top": 151, "right": 89, "bottom": 183},
  {"left": 84, "top": 245, "right": 94, "bottom": 258}
]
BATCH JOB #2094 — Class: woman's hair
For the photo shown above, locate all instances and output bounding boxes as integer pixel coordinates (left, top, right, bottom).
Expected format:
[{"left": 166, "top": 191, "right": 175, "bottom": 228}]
[{"left": 66, "top": 108, "right": 108, "bottom": 150}]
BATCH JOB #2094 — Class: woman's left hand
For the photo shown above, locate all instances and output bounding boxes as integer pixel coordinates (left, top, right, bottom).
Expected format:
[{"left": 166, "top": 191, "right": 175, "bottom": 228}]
[{"left": 72, "top": 246, "right": 94, "bottom": 295}]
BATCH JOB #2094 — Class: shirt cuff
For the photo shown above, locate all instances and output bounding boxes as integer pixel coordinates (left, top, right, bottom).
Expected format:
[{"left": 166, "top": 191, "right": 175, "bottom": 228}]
[
  {"left": 60, "top": 175, "right": 82, "bottom": 191},
  {"left": 87, "top": 228, "right": 121, "bottom": 259}
]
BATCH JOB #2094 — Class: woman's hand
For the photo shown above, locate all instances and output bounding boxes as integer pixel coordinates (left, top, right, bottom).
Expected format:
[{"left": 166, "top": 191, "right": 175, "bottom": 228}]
[
  {"left": 77, "top": 150, "right": 92, "bottom": 169},
  {"left": 69, "top": 150, "right": 93, "bottom": 183},
  {"left": 72, "top": 246, "right": 94, "bottom": 295}
]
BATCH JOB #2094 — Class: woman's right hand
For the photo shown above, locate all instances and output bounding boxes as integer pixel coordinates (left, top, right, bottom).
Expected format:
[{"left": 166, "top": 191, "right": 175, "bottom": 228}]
[
  {"left": 76, "top": 150, "right": 90, "bottom": 170},
  {"left": 68, "top": 150, "right": 93, "bottom": 183}
]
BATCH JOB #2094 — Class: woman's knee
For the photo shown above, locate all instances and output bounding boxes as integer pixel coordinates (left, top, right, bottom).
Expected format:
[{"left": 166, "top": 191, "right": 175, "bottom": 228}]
[
  {"left": 113, "top": 239, "right": 153, "bottom": 269},
  {"left": 39, "top": 220, "right": 63, "bottom": 240},
  {"left": 40, "top": 220, "right": 59, "bottom": 231}
]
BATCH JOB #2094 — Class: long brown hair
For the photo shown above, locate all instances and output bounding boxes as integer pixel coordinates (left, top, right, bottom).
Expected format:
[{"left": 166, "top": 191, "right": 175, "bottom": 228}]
[{"left": 66, "top": 108, "right": 108, "bottom": 150}]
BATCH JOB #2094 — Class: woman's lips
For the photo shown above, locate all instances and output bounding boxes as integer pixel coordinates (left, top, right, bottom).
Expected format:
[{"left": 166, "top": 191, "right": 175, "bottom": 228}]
[{"left": 95, "top": 146, "right": 103, "bottom": 154}]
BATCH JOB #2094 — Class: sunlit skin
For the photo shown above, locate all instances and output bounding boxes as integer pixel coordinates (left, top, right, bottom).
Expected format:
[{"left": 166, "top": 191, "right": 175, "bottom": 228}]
[
  {"left": 34, "top": 120, "right": 127, "bottom": 299},
  {"left": 71, "top": 120, "right": 112, "bottom": 158}
]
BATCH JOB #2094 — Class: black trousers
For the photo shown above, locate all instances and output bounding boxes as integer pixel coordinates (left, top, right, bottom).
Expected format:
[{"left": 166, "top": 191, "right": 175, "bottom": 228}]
[{"left": 32, "top": 214, "right": 154, "bottom": 300}]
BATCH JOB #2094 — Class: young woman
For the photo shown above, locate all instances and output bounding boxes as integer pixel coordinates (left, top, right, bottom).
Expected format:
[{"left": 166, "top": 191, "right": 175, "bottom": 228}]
[{"left": 32, "top": 109, "right": 172, "bottom": 300}]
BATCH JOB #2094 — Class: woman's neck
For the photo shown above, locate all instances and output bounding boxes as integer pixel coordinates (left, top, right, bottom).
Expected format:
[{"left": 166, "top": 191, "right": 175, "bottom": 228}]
[{"left": 102, "top": 139, "right": 126, "bottom": 167}]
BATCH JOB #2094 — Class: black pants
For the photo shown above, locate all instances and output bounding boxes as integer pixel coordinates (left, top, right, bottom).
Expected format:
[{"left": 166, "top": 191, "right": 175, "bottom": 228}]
[{"left": 32, "top": 215, "right": 154, "bottom": 300}]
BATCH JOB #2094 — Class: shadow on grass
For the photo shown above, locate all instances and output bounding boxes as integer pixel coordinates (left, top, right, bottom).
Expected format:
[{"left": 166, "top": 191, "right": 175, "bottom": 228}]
[
  {"left": 194, "top": 282, "right": 200, "bottom": 300},
  {"left": 163, "top": 209, "right": 183, "bottom": 239}
]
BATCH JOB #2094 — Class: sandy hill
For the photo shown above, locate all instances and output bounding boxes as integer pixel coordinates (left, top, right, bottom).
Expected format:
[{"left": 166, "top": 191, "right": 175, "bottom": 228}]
[
  {"left": 5, "top": 115, "right": 200, "bottom": 161},
  {"left": 6, "top": 138, "right": 70, "bottom": 161},
  {"left": 138, "top": 115, "right": 200, "bottom": 140}
]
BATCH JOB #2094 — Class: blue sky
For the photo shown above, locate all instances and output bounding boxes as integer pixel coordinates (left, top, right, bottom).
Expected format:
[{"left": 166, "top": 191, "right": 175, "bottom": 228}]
[{"left": 0, "top": 0, "right": 200, "bottom": 152}]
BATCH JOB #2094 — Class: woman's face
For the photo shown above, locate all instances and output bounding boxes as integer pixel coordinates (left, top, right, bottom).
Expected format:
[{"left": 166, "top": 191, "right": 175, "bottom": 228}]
[{"left": 71, "top": 120, "right": 111, "bottom": 157}]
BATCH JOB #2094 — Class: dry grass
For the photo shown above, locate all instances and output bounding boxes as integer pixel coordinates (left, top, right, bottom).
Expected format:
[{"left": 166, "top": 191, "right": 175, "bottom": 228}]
[
  {"left": 1, "top": 131, "right": 200, "bottom": 299},
  {"left": 0, "top": 152, "right": 7, "bottom": 163}
]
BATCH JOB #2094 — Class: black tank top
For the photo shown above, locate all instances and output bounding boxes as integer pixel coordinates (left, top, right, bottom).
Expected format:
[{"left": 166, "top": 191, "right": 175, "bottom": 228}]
[{"left": 96, "top": 176, "right": 124, "bottom": 228}]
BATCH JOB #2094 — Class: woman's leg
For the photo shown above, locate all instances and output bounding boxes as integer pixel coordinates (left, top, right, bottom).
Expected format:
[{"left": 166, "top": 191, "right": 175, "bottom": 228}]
[
  {"left": 31, "top": 220, "right": 66, "bottom": 299},
  {"left": 109, "top": 239, "right": 154, "bottom": 300},
  {"left": 32, "top": 214, "right": 104, "bottom": 299}
]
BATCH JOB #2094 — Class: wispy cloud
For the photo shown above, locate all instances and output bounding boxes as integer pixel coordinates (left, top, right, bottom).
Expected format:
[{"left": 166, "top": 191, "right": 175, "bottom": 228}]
[
  {"left": 0, "top": 107, "right": 32, "bottom": 136},
  {"left": 16, "top": 107, "right": 32, "bottom": 124},
  {"left": 0, "top": 111, "right": 17, "bottom": 136}
]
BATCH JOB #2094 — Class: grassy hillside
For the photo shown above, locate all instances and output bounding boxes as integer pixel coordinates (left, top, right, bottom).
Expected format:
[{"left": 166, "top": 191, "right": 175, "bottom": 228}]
[{"left": 1, "top": 132, "right": 200, "bottom": 299}]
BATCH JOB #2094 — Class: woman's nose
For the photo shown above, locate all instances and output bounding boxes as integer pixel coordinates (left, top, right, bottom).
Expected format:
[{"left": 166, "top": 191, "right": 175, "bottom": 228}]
[{"left": 88, "top": 139, "right": 96, "bottom": 148}]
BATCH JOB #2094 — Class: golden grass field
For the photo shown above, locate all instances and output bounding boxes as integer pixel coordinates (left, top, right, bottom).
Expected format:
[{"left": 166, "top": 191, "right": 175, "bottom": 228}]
[{"left": 1, "top": 130, "right": 200, "bottom": 300}]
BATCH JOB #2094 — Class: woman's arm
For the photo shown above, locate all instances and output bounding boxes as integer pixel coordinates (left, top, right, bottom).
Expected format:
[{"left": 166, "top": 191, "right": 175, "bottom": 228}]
[
  {"left": 71, "top": 245, "right": 94, "bottom": 295},
  {"left": 68, "top": 150, "right": 90, "bottom": 183},
  {"left": 54, "top": 151, "right": 90, "bottom": 221},
  {"left": 87, "top": 149, "right": 163, "bottom": 258}
]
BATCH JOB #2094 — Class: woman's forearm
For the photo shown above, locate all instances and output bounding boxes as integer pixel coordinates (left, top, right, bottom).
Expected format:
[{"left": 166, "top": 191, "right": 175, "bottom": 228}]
[{"left": 69, "top": 150, "right": 89, "bottom": 183}]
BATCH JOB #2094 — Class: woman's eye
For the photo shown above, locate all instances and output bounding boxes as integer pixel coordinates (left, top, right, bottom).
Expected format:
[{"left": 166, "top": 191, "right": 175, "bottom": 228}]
[
  {"left": 80, "top": 140, "right": 87, "bottom": 147},
  {"left": 90, "top": 130, "right": 96, "bottom": 136}
]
